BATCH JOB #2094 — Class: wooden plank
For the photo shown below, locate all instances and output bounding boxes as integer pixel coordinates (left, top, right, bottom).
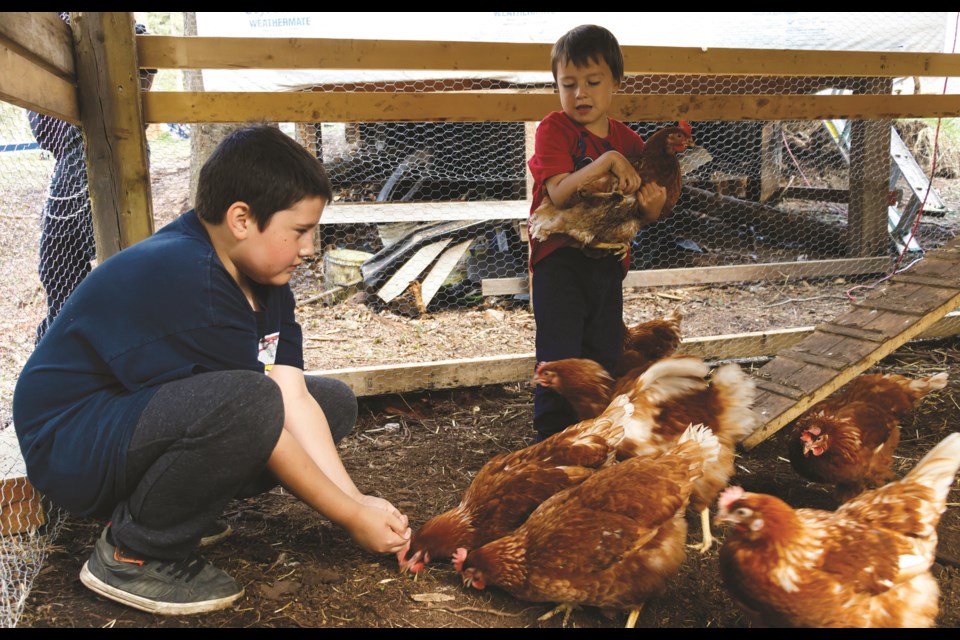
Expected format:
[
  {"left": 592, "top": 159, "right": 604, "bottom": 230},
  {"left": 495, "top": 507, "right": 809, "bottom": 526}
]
[
  {"left": 73, "top": 12, "right": 153, "bottom": 260},
  {"left": 779, "top": 186, "right": 849, "bottom": 202},
  {"left": 816, "top": 322, "right": 887, "bottom": 342},
  {"left": 0, "top": 11, "right": 75, "bottom": 79},
  {"left": 376, "top": 239, "right": 450, "bottom": 303},
  {"left": 778, "top": 349, "right": 850, "bottom": 370},
  {"left": 753, "top": 378, "right": 805, "bottom": 400},
  {"left": 482, "top": 257, "right": 892, "bottom": 296},
  {"left": 143, "top": 92, "right": 960, "bottom": 125},
  {"left": 137, "top": 36, "right": 960, "bottom": 78},
  {"left": 851, "top": 299, "right": 929, "bottom": 315},
  {"left": 743, "top": 241, "right": 960, "bottom": 450},
  {"left": 0, "top": 41, "right": 79, "bottom": 124},
  {"left": 677, "top": 327, "right": 810, "bottom": 360},
  {"left": 0, "top": 477, "right": 46, "bottom": 536},
  {"left": 308, "top": 353, "right": 536, "bottom": 398},
  {"left": 892, "top": 273, "right": 960, "bottom": 289},
  {"left": 323, "top": 200, "right": 528, "bottom": 225},
  {"left": 419, "top": 238, "right": 475, "bottom": 308},
  {"left": 303, "top": 313, "right": 960, "bottom": 399}
]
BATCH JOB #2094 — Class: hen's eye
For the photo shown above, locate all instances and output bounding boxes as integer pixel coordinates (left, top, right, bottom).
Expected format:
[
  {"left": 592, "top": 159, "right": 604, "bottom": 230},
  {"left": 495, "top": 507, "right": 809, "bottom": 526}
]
[{"left": 735, "top": 507, "right": 752, "bottom": 517}]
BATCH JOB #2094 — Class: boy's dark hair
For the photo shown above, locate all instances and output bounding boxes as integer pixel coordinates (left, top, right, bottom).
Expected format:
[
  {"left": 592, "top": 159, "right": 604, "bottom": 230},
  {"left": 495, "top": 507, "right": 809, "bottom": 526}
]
[
  {"left": 551, "top": 24, "right": 624, "bottom": 84},
  {"left": 195, "top": 124, "right": 333, "bottom": 230}
]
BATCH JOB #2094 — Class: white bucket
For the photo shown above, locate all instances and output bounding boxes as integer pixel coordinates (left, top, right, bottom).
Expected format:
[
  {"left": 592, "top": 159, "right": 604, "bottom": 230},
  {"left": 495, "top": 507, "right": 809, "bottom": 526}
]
[{"left": 324, "top": 248, "right": 373, "bottom": 287}]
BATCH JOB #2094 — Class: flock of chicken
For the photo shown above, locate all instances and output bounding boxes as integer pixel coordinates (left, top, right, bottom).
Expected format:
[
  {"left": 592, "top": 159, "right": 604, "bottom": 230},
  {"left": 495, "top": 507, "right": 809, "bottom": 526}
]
[{"left": 395, "top": 308, "right": 958, "bottom": 628}]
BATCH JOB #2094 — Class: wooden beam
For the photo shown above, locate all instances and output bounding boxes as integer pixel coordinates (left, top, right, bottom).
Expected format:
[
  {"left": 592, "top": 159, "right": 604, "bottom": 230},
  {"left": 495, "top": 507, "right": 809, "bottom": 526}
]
[
  {"left": 778, "top": 186, "right": 849, "bottom": 203},
  {"left": 0, "top": 11, "right": 75, "bottom": 80},
  {"left": 73, "top": 11, "right": 154, "bottom": 260},
  {"left": 306, "top": 314, "right": 960, "bottom": 398},
  {"left": 137, "top": 36, "right": 960, "bottom": 78},
  {"left": 142, "top": 92, "right": 960, "bottom": 125},
  {"left": 322, "top": 200, "right": 528, "bottom": 225},
  {"left": 481, "top": 257, "right": 892, "bottom": 296},
  {"left": 0, "top": 41, "right": 79, "bottom": 124}
]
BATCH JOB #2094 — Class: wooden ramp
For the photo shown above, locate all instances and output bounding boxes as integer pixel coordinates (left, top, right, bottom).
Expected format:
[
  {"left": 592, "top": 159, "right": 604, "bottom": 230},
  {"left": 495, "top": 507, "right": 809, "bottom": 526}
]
[{"left": 744, "top": 235, "right": 960, "bottom": 450}]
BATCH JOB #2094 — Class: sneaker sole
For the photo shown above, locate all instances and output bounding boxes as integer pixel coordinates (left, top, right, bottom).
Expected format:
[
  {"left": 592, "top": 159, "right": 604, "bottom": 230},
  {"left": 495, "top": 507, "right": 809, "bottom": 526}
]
[{"left": 80, "top": 561, "right": 244, "bottom": 616}]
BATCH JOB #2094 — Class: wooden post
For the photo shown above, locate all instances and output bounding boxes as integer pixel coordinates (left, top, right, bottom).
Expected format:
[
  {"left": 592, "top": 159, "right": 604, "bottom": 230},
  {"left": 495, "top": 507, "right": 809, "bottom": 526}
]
[
  {"left": 72, "top": 11, "right": 154, "bottom": 261},
  {"left": 760, "top": 122, "right": 782, "bottom": 204},
  {"left": 524, "top": 120, "right": 537, "bottom": 310},
  {"left": 846, "top": 78, "right": 893, "bottom": 258}
]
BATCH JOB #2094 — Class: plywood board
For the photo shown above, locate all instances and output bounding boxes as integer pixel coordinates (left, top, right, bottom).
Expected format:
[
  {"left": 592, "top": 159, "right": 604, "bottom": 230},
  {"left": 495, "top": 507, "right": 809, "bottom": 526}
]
[
  {"left": 419, "top": 239, "right": 475, "bottom": 308},
  {"left": 376, "top": 239, "right": 451, "bottom": 304}
]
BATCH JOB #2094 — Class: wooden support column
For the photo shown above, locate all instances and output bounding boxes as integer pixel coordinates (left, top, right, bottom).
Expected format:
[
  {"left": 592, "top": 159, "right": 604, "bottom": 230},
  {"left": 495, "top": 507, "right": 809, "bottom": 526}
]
[
  {"left": 760, "top": 122, "right": 782, "bottom": 204},
  {"left": 72, "top": 11, "right": 153, "bottom": 261},
  {"left": 846, "top": 78, "right": 892, "bottom": 258},
  {"left": 524, "top": 120, "right": 537, "bottom": 310}
]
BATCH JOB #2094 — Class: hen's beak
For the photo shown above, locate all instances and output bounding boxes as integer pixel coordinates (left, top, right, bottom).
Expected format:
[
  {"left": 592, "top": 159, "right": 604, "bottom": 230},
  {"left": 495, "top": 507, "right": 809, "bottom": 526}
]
[{"left": 397, "top": 547, "right": 422, "bottom": 574}]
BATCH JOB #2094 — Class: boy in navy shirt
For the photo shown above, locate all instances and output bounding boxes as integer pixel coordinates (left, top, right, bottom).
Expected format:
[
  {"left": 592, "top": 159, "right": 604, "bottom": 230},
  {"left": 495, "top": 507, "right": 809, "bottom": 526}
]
[{"left": 13, "top": 124, "right": 411, "bottom": 615}]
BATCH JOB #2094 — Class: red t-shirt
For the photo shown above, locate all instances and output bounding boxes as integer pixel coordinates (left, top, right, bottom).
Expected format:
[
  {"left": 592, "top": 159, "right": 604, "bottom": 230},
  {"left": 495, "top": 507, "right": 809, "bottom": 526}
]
[{"left": 527, "top": 111, "right": 645, "bottom": 275}]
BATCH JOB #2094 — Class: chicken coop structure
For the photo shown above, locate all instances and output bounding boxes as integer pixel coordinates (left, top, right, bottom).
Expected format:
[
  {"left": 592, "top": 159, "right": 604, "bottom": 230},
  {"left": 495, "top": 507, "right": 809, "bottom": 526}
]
[{"left": 3, "top": 10, "right": 960, "bottom": 627}]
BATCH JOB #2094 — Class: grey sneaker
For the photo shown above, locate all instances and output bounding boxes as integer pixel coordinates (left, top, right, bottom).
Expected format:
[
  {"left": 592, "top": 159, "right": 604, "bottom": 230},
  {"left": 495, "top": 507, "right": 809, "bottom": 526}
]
[
  {"left": 199, "top": 519, "right": 233, "bottom": 547},
  {"left": 79, "top": 526, "right": 244, "bottom": 615}
]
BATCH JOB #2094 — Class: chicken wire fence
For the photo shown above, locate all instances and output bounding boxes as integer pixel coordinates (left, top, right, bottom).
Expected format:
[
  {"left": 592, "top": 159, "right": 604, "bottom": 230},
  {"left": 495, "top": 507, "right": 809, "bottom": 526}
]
[{"left": 2, "top": 10, "right": 960, "bottom": 627}]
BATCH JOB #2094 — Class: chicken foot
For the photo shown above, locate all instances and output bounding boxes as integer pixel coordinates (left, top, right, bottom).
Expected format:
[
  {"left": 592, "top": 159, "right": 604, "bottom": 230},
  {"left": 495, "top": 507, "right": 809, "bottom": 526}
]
[
  {"left": 538, "top": 603, "right": 578, "bottom": 627},
  {"left": 585, "top": 242, "right": 630, "bottom": 260},
  {"left": 686, "top": 507, "right": 715, "bottom": 554},
  {"left": 625, "top": 603, "right": 646, "bottom": 628}
]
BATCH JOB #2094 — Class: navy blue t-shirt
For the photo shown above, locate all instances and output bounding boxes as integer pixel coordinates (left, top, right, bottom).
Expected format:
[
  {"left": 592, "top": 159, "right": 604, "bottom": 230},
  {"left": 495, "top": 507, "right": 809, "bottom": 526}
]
[{"left": 13, "top": 210, "right": 303, "bottom": 516}]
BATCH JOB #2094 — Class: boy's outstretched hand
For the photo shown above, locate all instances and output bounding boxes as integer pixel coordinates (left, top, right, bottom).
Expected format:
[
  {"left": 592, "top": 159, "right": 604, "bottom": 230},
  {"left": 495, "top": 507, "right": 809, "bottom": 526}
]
[
  {"left": 359, "top": 493, "right": 410, "bottom": 531},
  {"left": 347, "top": 501, "right": 412, "bottom": 554}
]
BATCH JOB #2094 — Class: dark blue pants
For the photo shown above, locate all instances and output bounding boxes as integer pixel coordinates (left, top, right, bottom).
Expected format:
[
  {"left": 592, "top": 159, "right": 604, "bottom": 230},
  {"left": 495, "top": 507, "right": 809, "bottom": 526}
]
[
  {"left": 531, "top": 248, "right": 623, "bottom": 440},
  {"left": 110, "top": 370, "right": 357, "bottom": 560}
]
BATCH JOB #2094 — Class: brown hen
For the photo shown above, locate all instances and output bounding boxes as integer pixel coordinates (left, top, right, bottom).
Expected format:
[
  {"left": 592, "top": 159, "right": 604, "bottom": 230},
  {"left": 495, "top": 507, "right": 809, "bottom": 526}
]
[
  {"left": 397, "top": 357, "right": 710, "bottom": 574},
  {"left": 617, "top": 306, "right": 683, "bottom": 377},
  {"left": 787, "top": 371, "right": 948, "bottom": 503},
  {"left": 455, "top": 424, "right": 720, "bottom": 628},
  {"left": 715, "top": 431, "right": 960, "bottom": 628},
  {"left": 533, "top": 354, "right": 758, "bottom": 552},
  {"left": 527, "top": 122, "right": 695, "bottom": 258}
]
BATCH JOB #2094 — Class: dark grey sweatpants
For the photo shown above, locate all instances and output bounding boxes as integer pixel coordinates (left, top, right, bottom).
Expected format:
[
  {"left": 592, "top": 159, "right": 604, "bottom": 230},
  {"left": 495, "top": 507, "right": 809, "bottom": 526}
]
[{"left": 109, "top": 370, "right": 357, "bottom": 560}]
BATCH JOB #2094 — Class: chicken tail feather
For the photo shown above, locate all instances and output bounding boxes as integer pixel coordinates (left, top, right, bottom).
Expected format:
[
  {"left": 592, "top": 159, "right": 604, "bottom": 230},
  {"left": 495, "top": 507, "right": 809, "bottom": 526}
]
[
  {"left": 632, "top": 355, "right": 710, "bottom": 406},
  {"left": 709, "top": 363, "right": 760, "bottom": 444},
  {"left": 901, "top": 431, "right": 960, "bottom": 506},
  {"left": 906, "top": 371, "right": 949, "bottom": 401},
  {"left": 677, "top": 423, "right": 721, "bottom": 465}
]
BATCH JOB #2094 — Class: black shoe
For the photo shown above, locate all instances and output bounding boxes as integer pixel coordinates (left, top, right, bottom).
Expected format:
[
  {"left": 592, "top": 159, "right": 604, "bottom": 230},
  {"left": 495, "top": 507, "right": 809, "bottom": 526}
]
[
  {"left": 199, "top": 519, "right": 233, "bottom": 547},
  {"left": 79, "top": 526, "right": 243, "bottom": 615}
]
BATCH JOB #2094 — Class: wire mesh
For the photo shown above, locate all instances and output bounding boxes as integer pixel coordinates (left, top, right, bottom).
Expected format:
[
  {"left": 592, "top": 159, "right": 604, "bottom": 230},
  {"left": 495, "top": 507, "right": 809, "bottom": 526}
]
[{"left": 2, "top": 10, "right": 960, "bottom": 628}]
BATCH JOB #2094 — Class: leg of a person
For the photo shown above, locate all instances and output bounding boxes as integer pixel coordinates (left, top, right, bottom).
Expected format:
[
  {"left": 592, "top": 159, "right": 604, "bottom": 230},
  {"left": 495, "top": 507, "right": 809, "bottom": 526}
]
[
  {"left": 235, "top": 374, "right": 359, "bottom": 498},
  {"left": 110, "top": 370, "right": 284, "bottom": 561},
  {"left": 531, "top": 248, "right": 590, "bottom": 440},
  {"left": 304, "top": 375, "right": 358, "bottom": 444},
  {"left": 581, "top": 255, "right": 624, "bottom": 376}
]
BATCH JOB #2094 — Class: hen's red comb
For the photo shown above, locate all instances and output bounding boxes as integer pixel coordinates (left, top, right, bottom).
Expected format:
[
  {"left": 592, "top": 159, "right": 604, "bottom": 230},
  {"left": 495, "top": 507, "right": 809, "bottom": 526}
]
[{"left": 679, "top": 120, "right": 692, "bottom": 135}]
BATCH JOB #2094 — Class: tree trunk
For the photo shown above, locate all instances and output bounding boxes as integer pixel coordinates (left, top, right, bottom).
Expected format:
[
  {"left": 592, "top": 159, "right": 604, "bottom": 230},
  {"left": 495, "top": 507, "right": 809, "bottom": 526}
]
[{"left": 183, "top": 11, "right": 235, "bottom": 206}]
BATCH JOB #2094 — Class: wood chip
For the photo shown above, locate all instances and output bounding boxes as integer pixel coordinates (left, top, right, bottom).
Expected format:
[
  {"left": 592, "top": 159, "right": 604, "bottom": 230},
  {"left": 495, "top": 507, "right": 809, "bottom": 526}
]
[{"left": 410, "top": 593, "right": 456, "bottom": 603}]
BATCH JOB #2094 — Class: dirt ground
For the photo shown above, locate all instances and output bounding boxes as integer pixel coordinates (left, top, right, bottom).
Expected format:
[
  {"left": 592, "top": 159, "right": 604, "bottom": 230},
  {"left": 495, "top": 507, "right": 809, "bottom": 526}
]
[
  {"left": 15, "top": 339, "right": 960, "bottom": 629},
  {"left": 10, "top": 133, "right": 960, "bottom": 628}
]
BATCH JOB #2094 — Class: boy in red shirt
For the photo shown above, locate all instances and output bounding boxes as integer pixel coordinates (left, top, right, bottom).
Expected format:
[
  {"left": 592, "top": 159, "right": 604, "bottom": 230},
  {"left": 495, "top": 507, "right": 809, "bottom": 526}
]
[{"left": 528, "top": 24, "right": 667, "bottom": 441}]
